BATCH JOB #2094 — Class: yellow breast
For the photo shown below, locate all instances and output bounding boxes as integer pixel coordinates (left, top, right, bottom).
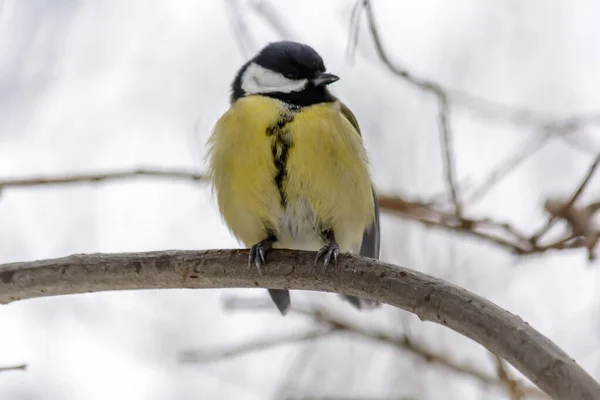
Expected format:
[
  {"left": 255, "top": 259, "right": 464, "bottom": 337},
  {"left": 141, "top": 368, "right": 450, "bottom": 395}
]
[{"left": 207, "top": 96, "right": 374, "bottom": 253}]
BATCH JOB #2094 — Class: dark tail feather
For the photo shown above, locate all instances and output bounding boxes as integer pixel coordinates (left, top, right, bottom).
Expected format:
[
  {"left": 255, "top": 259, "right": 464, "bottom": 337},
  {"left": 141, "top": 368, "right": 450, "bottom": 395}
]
[
  {"left": 342, "top": 295, "right": 381, "bottom": 310},
  {"left": 268, "top": 289, "right": 291, "bottom": 315}
]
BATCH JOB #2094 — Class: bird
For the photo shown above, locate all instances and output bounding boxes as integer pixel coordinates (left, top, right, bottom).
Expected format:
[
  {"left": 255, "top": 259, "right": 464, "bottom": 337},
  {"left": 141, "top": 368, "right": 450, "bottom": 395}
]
[{"left": 206, "top": 40, "right": 381, "bottom": 315}]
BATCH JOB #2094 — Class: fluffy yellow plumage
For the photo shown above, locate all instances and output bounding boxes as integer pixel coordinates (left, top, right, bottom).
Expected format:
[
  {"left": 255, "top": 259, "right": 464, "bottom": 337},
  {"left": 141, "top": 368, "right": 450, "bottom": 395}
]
[
  {"left": 207, "top": 96, "right": 374, "bottom": 254},
  {"left": 206, "top": 40, "right": 380, "bottom": 314}
]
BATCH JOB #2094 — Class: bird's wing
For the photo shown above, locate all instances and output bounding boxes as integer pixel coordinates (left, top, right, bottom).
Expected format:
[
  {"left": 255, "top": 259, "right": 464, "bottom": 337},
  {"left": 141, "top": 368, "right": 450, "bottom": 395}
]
[{"left": 338, "top": 100, "right": 381, "bottom": 260}]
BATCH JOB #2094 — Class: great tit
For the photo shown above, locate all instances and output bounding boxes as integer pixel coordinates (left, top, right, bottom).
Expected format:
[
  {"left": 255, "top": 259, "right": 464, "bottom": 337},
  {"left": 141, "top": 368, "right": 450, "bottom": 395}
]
[{"left": 207, "top": 40, "right": 381, "bottom": 315}]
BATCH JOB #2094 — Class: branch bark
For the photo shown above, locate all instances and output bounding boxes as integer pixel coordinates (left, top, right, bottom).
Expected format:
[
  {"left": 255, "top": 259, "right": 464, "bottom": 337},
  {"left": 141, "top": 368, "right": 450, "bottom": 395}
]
[{"left": 0, "top": 249, "right": 598, "bottom": 399}]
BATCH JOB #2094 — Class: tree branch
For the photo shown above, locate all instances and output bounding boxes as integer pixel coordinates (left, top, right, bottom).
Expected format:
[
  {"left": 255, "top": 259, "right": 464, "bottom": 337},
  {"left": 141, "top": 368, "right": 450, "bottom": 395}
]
[
  {"left": 363, "top": 0, "right": 463, "bottom": 217},
  {"left": 224, "top": 0, "right": 258, "bottom": 59},
  {"left": 248, "top": 0, "right": 297, "bottom": 40},
  {"left": 0, "top": 249, "right": 598, "bottom": 399},
  {"left": 0, "top": 363, "right": 27, "bottom": 374},
  {"left": 0, "top": 168, "right": 207, "bottom": 189},
  {"left": 360, "top": 0, "right": 600, "bottom": 128},
  {"left": 178, "top": 328, "right": 333, "bottom": 363},
  {"left": 359, "top": 0, "right": 600, "bottom": 219},
  {"left": 531, "top": 152, "right": 600, "bottom": 243},
  {"left": 493, "top": 354, "right": 526, "bottom": 400},
  {"left": 437, "top": 93, "right": 463, "bottom": 217},
  {"left": 464, "top": 125, "right": 560, "bottom": 205},
  {"left": 3, "top": 167, "right": 597, "bottom": 258},
  {"left": 219, "top": 297, "right": 548, "bottom": 399}
]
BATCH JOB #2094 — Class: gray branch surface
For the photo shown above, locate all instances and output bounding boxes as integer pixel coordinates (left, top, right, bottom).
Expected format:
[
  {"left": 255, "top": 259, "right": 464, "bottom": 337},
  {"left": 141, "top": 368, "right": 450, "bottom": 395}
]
[{"left": 0, "top": 249, "right": 598, "bottom": 400}]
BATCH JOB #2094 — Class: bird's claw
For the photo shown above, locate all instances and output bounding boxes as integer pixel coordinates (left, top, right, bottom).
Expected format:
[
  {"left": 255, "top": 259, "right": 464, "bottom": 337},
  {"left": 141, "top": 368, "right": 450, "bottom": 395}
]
[
  {"left": 314, "top": 242, "right": 340, "bottom": 274},
  {"left": 249, "top": 243, "right": 267, "bottom": 276}
]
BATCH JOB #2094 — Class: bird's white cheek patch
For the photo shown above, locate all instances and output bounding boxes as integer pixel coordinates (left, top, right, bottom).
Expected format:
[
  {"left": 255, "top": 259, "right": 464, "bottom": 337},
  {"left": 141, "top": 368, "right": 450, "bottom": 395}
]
[{"left": 241, "top": 63, "right": 308, "bottom": 95}]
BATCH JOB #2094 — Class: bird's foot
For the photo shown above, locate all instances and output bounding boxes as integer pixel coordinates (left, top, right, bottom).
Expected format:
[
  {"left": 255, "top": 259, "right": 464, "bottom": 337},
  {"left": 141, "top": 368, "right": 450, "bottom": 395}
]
[
  {"left": 315, "top": 241, "right": 339, "bottom": 274},
  {"left": 249, "top": 237, "right": 276, "bottom": 276}
]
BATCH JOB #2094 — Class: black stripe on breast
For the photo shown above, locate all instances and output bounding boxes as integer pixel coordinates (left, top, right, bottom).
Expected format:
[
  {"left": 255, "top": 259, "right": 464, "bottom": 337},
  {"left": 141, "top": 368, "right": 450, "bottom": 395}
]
[{"left": 266, "top": 111, "right": 295, "bottom": 208}]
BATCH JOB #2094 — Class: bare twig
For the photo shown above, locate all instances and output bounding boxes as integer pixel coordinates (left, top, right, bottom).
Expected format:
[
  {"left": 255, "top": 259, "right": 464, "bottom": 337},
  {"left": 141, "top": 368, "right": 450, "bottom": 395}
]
[
  {"left": 364, "top": 1, "right": 466, "bottom": 216},
  {"left": 356, "top": 0, "right": 600, "bottom": 234},
  {"left": 542, "top": 200, "right": 600, "bottom": 261},
  {"left": 0, "top": 249, "right": 597, "bottom": 399},
  {"left": 248, "top": 0, "right": 297, "bottom": 40},
  {"left": 223, "top": 297, "right": 548, "bottom": 399},
  {"left": 345, "top": 0, "right": 364, "bottom": 63},
  {"left": 555, "top": 154, "right": 600, "bottom": 213},
  {"left": 531, "top": 152, "right": 600, "bottom": 243},
  {"left": 362, "top": 0, "right": 450, "bottom": 96},
  {"left": 377, "top": 195, "right": 532, "bottom": 253},
  {"left": 465, "top": 130, "right": 553, "bottom": 205},
  {"left": 438, "top": 94, "right": 462, "bottom": 217},
  {"left": 2, "top": 167, "right": 597, "bottom": 258},
  {"left": 0, "top": 168, "right": 207, "bottom": 188},
  {"left": 493, "top": 354, "right": 526, "bottom": 400},
  {"left": 0, "top": 363, "right": 27, "bottom": 373},
  {"left": 224, "top": 0, "right": 257, "bottom": 58},
  {"left": 561, "top": 129, "right": 600, "bottom": 155},
  {"left": 0, "top": 169, "right": 528, "bottom": 254},
  {"left": 178, "top": 328, "right": 333, "bottom": 364},
  {"left": 270, "top": 339, "right": 320, "bottom": 400},
  {"left": 359, "top": 0, "right": 600, "bottom": 128},
  {"left": 428, "top": 122, "right": 580, "bottom": 207}
]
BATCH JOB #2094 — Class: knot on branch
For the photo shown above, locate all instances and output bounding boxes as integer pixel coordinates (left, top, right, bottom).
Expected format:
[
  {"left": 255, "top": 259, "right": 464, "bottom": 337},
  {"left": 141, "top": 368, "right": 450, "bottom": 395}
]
[{"left": 544, "top": 197, "right": 600, "bottom": 261}]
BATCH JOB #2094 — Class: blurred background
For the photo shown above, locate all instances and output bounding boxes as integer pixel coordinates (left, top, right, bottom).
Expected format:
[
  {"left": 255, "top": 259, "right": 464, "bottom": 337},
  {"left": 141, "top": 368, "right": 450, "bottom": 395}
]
[{"left": 1, "top": 0, "right": 600, "bottom": 399}]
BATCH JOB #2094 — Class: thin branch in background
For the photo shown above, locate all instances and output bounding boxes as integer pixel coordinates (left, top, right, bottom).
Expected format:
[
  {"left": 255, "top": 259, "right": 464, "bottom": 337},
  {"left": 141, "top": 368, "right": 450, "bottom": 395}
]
[
  {"left": 0, "top": 363, "right": 27, "bottom": 374},
  {"left": 437, "top": 93, "right": 462, "bottom": 217},
  {"left": 345, "top": 0, "right": 364, "bottom": 63},
  {"left": 465, "top": 130, "right": 553, "bottom": 205},
  {"left": 362, "top": 0, "right": 446, "bottom": 99},
  {"left": 224, "top": 0, "right": 257, "bottom": 58},
  {"left": 363, "top": 1, "right": 464, "bottom": 217},
  {"left": 359, "top": 1, "right": 600, "bottom": 128},
  {"left": 464, "top": 119, "right": 583, "bottom": 206},
  {"left": 376, "top": 195, "right": 532, "bottom": 253},
  {"left": 221, "top": 297, "right": 549, "bottom": 399},
  {"left": 360, "top": 0, "right": 535, "bottom": 125},
  {"left": 560, "top": 128, "right": 600, "bottom": 155},
  {"left": 427, "top": 127, "right": 554, "bottom": 207},
  {"left": 3, "top": 167, "right": 597, "bottom": 258},
  {"left": 543, "top": 199, "right": 600, "bottom": 261},
  {"left": 178, "top": 328, "right": 333, "bottom": 364},
  {"left": 493, "top": 354, "right": 525, "bottom": 400},
  {"left": 249, "top": 0, "right": 297, "bottom": 40},
  {"left": 531, "top": 152, "right": 600, "bottom": 243},
  {"left": 0, "top": 168, "right": 207, "bottom": 189},
  {"left": 559, "top": 154, "right": 600, "bottom": 211},
  {"left": 270, "top": 339, "right": 320, "bottom": 400},
  {"left": 354, "top": 0, "right": 600, "bottom": 228}
]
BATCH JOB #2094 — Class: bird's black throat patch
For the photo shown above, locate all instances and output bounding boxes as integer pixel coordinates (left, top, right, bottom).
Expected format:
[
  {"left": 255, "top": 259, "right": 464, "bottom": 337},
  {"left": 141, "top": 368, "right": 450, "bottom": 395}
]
[
  {"left": 266, "top": 110, "right": 295, "bottom": 208},
  {"left": 263, "top": 85, "right": 336, "bottom": 108}
]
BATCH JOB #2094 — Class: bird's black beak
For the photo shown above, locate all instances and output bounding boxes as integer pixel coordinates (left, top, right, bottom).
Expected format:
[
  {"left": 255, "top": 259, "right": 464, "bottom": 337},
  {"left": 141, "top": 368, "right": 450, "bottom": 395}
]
[{"left": 312, "top": 72, "right": 340, "bottom": 87}]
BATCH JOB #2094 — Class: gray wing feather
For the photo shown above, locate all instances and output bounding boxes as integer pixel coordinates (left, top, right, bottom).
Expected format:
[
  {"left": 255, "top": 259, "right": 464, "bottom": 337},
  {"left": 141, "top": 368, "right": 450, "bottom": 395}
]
[
  {"left": 359, "top": 189, "right": 380, "bottom": 259},
  {"left": 343, "top": 189, "right": 382, "bottom": 309},
  {"left": 335, "top": 100, "right": 383, "bottom": 310}
]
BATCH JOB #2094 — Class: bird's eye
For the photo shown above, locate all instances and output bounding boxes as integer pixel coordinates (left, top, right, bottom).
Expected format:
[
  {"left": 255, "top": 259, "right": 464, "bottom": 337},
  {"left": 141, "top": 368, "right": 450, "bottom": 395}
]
[{"left": 284, "top": 71, "right": 298, "bottom": 79}]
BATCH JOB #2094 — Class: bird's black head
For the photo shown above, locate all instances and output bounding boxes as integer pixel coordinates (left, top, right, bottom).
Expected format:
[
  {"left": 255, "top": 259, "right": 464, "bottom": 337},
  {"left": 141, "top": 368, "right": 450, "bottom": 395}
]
[{"left": 230, "top": 41, "right": 339, "bottom": 107}]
